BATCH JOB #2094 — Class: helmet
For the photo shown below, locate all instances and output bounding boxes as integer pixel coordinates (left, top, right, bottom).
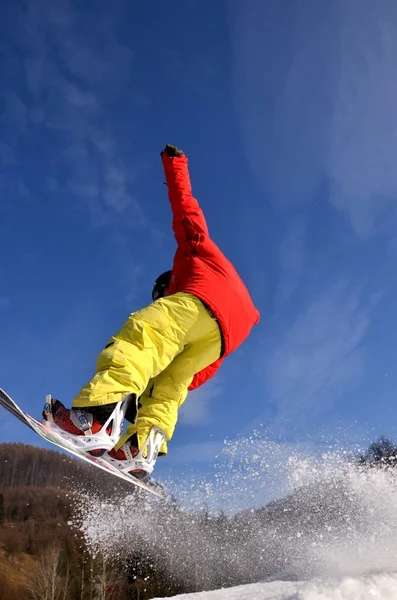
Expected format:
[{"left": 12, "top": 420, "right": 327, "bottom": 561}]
[{"left": 152, "top": 270, "right": 172, "bottom": 301}]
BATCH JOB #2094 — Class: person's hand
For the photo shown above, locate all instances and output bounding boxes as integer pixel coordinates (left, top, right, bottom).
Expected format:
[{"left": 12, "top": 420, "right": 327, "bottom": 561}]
[{"left": 161, "top": 144, "right": 184, "bottom": 157}]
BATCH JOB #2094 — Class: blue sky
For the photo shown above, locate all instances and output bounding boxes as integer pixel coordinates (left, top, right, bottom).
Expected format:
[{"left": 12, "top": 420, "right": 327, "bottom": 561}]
[{"left": 1, "top": 0, "right": 397, "bottom": 493}]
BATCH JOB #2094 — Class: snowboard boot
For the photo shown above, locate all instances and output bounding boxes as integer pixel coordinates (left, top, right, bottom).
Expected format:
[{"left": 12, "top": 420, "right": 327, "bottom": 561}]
[
  {"left": 107, "top": 433, "right": 145, "bottom": 478},
  {"left": 43, "top": 397, "right": 128, "bottom": 457},
  {"left": 50, "top": 401, "right": 114, "bottom": 456},
  {"left": 106, "top": 427, "right": 165, "bottom": 479}
]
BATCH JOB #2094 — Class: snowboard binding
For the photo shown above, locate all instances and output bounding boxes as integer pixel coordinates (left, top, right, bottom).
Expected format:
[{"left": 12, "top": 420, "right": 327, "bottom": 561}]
[
  {"left": 42, "top": 394, "right": 128, "bottom": 455},
  {"left": 104, "top": 427, "right": 165, "bottom": 478}
]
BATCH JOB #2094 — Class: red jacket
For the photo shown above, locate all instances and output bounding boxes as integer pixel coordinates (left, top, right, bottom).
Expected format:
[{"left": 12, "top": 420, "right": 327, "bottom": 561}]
[{"left": 162, "top": 154, "right": 260, "bottom": 390}]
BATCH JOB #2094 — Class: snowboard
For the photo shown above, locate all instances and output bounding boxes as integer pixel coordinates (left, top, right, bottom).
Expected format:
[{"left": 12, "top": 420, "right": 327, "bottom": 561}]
[{"left": 0, "top": 388, "right": 165, "bottom": 498}]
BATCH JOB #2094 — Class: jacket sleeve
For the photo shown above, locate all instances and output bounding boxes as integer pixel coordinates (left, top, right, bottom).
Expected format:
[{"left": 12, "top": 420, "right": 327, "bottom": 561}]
[{"left": 162, "top": 154, "right": 209, "bottom": 247}]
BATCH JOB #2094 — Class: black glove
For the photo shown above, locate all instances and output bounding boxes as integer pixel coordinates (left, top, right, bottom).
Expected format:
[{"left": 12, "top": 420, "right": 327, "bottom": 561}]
[{"left": 161, "top": 144, "right": 184, "bottom": 157}]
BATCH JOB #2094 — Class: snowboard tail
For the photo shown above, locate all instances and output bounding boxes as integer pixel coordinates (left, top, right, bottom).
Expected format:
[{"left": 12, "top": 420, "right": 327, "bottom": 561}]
[{"left": 0, "top": 388, "right": 165, "bottom": 498}]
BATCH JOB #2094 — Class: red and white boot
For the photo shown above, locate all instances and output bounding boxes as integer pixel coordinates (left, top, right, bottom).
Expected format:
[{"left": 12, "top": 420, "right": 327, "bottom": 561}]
[
  {"left": 106, "top": 428, "right": 165, "bottom": 479},
  {"left": 42, "top": 397, "right": 127, "bottom": 457}
]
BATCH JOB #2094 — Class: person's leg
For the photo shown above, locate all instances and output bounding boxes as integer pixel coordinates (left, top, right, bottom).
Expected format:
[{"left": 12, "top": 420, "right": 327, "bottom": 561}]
[
  {"left": 71, "top": 293, "right": 212, "bottom": 409},
  {"left": 117, "top": 299, "right": 222, "bottom": 455}
]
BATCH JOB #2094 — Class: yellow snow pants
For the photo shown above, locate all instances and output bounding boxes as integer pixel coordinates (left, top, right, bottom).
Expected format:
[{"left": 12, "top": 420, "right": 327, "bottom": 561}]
[{"left": 72, "top": 293, "right": 222, "bottom": 454}]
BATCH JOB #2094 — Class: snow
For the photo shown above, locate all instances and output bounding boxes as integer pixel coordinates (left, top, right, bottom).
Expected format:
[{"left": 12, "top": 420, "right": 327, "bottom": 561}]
[
  {"left": 152, "top": 574, "right": 397, "bottom": 599},
  {"left": 71, "top": 435, "right": 397, "bottom": 600}
]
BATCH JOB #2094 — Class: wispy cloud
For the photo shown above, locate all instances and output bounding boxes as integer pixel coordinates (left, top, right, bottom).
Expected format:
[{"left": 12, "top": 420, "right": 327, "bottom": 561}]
[
  {"left": 179, "top": 379, "right": 224, "bottom": 427},
  {"left": 264, "top": 280, "right": 378, "bottom": 427},
  {"left": 326, "top": 1, "right": 397, "bottom": 237},
  {"left": 275, "top": 217, "right": 306, "bottom": 306},
  {"left": 231, "top": 0, "right": 397, "bottom": 238},
  {"left": 3, "top": 0, "right": 148, "bottom": 231},
  {"left": 230, "top": 0, "right": 396, "bottom": 437},
  {"left": 162, "top": 440, "right": 225, "bottom": 466}
]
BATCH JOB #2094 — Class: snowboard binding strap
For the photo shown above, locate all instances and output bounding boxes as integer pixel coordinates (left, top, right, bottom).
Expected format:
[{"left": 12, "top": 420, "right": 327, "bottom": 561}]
[
  {"left": 104, "top": 426, "right": 165, "bottom": 477},
  {"left": 42, "top": 394, "right": 127, "bottom": 454}
]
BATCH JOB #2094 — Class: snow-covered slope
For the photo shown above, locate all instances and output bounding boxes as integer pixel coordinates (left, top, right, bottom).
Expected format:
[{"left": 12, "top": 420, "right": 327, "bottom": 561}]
[{"left": 153, "top": 574, "right": 397, "bottom": 599}]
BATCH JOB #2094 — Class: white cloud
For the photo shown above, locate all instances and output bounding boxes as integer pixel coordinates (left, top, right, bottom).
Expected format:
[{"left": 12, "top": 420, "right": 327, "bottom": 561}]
[
  {"left": 179, "top": 379, "right": 224, "bottom": 427},
  {"left": 275, "top": 217, "right": 306, "bottom": 306},
  {"left": 3, "top": 0, "right": 146, "bottom": 232},
  {"left": 231, "top": 0, "right": 397, "bottom": 237},
  {"left": 264, "top": 280, "right": 376, "bottom": 426},
  {"left": 163, "top": 440, "right": 225, "bottom": 466},
  {"left": 326, "top": 0, "right": 397, "bottom": 236}
]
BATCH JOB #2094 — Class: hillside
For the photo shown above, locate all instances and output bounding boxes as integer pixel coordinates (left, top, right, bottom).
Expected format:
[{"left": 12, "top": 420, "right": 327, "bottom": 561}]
[{"left": 0, "top": 443, "right": 145, "bottom": 599}]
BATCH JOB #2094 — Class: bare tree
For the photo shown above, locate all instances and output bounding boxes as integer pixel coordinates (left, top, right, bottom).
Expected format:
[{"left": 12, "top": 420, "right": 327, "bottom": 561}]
[
  {"left": 26, "top": 541, "right": 70, "bottom": 600},
  {"left": 61, "top": 558, "right": 71, "bottom": 600},
  {"left": 92, "top": 554, "right": 123, "bottom": 600},
  {"left": 80, "top": 559, "right": 85, "bottom": 600}
]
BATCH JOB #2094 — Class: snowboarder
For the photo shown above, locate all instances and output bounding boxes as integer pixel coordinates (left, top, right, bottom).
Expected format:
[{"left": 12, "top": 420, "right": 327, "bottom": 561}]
[{"left": 46, "top": 144, "right": 260, "bottom": 478}]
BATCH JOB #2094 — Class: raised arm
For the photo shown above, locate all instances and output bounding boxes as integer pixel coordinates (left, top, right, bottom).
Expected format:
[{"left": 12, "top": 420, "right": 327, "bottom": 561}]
[{"left": 161, "top": 145, "right": 209, "bottom": 247}]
